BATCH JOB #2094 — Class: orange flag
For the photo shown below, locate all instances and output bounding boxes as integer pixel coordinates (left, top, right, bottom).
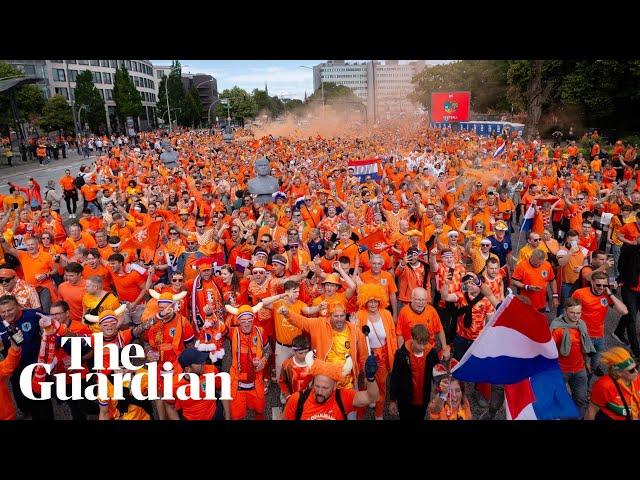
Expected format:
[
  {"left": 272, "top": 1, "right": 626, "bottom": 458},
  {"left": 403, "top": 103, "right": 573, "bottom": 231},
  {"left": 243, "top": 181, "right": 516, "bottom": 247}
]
[
  {"left": 358, "top": 229, "right": 390, "bottom": 254},
  {"left": 122, "top": 220, "right": 163, "bottom": 253}
]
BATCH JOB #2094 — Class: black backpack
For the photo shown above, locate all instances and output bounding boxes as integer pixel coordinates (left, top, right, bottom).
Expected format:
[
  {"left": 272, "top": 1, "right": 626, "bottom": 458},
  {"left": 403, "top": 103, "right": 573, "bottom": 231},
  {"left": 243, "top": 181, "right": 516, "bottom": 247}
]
[
  {"left": 74, "top": 174, "right": 85, "bottom": 189},
  {"left": 295, "top": 386, "right": 348, "bottom": 420}
]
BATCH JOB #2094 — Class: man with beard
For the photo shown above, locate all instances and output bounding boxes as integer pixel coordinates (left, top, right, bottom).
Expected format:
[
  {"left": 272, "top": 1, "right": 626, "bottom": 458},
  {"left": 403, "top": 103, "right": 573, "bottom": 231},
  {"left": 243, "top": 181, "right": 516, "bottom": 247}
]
[{"left": 281, "top": 353, "right": 379, "bottom": 420}]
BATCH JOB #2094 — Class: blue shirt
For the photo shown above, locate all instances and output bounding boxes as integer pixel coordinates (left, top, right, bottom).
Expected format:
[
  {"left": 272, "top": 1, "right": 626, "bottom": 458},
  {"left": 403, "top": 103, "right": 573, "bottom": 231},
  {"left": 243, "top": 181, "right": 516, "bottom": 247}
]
[
  {"left": 307, "top": 239, "right": 326, "bottom": 260},
  {"left": 0, "top": 309, "right": 42, "bottom": 373},
  {"left": 489, "top": 234, "right": 512, "bottom": 267}
]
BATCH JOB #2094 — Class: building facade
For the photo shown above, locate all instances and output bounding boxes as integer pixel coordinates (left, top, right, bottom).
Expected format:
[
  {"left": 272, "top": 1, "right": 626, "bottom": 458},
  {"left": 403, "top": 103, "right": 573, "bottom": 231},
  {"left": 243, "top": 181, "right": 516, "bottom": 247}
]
[
  {"left": 312, "top": 60, "right": 427, "bottom": 122},
  {"left": 7, "top": 59, "right": 158, "bottom": 134},
  {"left": 182, "top": 74, "right": 218, "bottom": 125}
]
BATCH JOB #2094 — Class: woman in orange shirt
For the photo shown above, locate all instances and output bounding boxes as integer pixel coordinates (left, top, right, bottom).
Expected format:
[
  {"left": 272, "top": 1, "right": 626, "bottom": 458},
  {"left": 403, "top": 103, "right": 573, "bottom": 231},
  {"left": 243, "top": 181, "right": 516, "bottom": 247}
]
[{"left": 429, "top": 375, "right": 473, "bottom": 420}]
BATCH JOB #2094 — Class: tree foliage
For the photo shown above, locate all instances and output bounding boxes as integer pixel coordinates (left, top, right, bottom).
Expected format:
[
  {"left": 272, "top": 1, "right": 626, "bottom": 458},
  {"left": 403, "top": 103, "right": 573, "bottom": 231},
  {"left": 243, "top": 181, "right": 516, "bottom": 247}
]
[
  {"left": 306, "top": 82, "right": 362, "bottom": 106},
  {"left": 183, "top": 87, "right": 202, "bottom": 127},
  {"left": 411, "top": 59, "right": 640, "bottom": 137},
  {"left": 75, "top": 70, "right": 106, "bottom": 133},
  {"left": 252, "top": 89, "right": 285, "bottom": 118},
  {"left": 0, "top": 61, "right": 46, "bottom": 132},
  {"left": 113, "top": 66, "right": 143, "bottom": 127},
  {"left": 38, "top": 94, "right": 73, "bottom": 133},
  {"left": 214, "top": 87, "right": 258, "bottom": 123}
]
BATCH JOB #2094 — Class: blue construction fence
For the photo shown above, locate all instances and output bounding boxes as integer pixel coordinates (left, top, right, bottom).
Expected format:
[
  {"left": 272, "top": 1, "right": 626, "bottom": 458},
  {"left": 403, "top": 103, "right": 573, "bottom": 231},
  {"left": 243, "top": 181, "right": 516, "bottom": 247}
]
[{"left": 430, "top": 121, "right": 525, "bottom": 137}]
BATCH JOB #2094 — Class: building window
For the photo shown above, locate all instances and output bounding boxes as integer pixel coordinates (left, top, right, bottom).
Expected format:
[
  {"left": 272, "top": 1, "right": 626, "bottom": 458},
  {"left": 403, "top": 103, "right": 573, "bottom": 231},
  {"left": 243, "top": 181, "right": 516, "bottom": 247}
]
[
  {"left": 134, "top": 76, "right": 140, "bottom": 87},
  {"left": 105, "top": 89, "right": 113, "bottom": 101},
  {"left": 90, "top": 60, "right": 100, "bottom": 66},
  {"left": 78, "top": 60, "right": 89, "bottom": 65},
  {"left": 92, "top": 71, "right": 102, "bottom": 84},
  {"left": 99, "top": 89, "right": 105, "bottom": 100},
  {"left": 125, "top": 60, "right": 132, "bottom": 70},
  {"left": 110, "top": 60, "right": 117, "bottom": 69},
  {"left": 69, "top": 69, "right": 78, "bottom": 82},
  {"left": 55, "top": 87, "right": 68, "bottom": 99},
  {"left": 20, "top": 65, "right": 36, "bottom": 76},
  {"left": 53, "top": 68, "right": 66, "bottom": 82},
  {"left": 67, "top": 60, "right": 77, "bottom": 64},
  {"left": 149, "top": 80, "right": 154, "bottom": 90},
  {"left": 50, "top": 60, "right": 63, "bottom": 64},
  {"left": 103, "top": 72, "right": 112, "bottom": 84},
  {"left": 100, "top": 60, "right": 110, "bottom": 68}
]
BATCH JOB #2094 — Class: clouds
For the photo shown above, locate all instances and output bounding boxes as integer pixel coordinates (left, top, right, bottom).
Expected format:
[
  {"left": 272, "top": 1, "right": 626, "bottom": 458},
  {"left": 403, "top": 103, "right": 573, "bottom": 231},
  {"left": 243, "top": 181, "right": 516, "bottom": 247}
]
[{"left": 152, "top": 60, "right": 454, "bottom": 101}]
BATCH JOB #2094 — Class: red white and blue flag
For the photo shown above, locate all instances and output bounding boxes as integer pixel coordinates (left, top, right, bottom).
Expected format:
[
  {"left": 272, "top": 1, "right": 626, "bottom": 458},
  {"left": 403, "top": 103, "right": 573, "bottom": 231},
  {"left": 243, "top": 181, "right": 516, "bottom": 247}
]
[
  {"left": 451, "top": 294, "right": 579, "bottom": 420},
  {"left": 348, "top": 158, "right": 381, "bottom": 182}
]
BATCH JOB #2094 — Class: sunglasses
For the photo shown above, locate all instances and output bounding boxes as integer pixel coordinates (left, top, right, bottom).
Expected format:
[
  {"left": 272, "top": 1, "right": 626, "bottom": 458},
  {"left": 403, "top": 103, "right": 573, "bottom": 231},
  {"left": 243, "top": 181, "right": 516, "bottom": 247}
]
[
  {"left": 593, "top": 283, "right": 608, "bottom": 288},
  {"left": 187, "top": 242, "right": 197, "bottom": 245},
  {"left": 481, "top": 243, "right": 491, "bottom": 247},
  {"left": 0, "top": 278, "right": 13, "bottom": 284},
  {"left": 531, "top": 239, "right": 541, "bottom": 242},
  {"left": 260, "top": 239, "right": 270, "bottom": 243},
  {"left": 170, "top": 232, "right": 179, "bottom": 235},
  {"left": 172, "top": 278, "right": 184, "bottom": 282},
  {"left": 626, "top": 366, "right": 638, "bottom": 374}
]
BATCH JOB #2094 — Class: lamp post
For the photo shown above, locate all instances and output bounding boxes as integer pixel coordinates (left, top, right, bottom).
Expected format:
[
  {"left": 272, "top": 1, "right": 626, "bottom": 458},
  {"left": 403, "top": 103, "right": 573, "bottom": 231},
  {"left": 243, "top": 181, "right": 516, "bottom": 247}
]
[
  {"left": 220, "top": 98, "right": 231, "bottom": 127},
  {"left": 300, "top": 65, "right": 323, "bottom": 117},
  {"left": 77, "top": 105, "right": 87, "bottom": 135},
  {"left": 63, "top": 60, "right": 80, "bottom": 139},
  {"left": 207, "top": 98, "right": 223, "bottom": 126},
  {"left": 164, "top": 76, "right": 172, "bottom": 133}
]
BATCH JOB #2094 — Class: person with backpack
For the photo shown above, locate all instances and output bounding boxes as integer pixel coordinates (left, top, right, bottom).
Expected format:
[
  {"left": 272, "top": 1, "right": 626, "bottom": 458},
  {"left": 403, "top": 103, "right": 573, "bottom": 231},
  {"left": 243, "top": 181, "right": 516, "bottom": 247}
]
[{"left": 281, "top": 352, "right": 379, "bottom": 420}]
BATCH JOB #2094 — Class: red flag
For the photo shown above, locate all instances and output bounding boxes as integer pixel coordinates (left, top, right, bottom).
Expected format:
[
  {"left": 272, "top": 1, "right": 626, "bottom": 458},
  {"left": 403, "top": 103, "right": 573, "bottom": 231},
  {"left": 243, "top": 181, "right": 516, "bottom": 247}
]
[
  {"left": 358, "top": 230, "right": 390, "bottom": 254},
  {"left": 122, "top": 220, "right": 163, "bottom": 253}
]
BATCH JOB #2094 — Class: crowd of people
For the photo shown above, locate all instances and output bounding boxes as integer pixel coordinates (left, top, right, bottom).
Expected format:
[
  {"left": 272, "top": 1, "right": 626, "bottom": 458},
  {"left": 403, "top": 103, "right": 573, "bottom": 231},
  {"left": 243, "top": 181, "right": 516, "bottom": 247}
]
[{"left": 0, "top": 121, "right": 638, "bottom": 421}]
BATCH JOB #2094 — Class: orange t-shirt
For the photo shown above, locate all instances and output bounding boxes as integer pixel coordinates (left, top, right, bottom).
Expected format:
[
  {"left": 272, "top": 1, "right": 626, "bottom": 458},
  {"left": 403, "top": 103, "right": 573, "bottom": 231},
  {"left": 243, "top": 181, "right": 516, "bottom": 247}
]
[
  {"left": 282, "top": 388, "right": 357, "bottom": 420},
  {"left": 512, "top": 260, "right": 555, "bottom": 310},
  {"left": 571, "top": 287, "right": 612, "bottom": 338},
  {"left": 359, "top": 270, "right": 398, "bottom": 304},
  {"left": 109, "top": 268, "right": 148, "bottom": 302},
  {"left": 57, "top": 280, "right": 86, "bottom": 323},
  {"left": 396, "top": 304, "right": 443, "bottom": 350},
  {"left": 17, "top": 250, "right": 54, "bottom": 287},
  {"left": 59, "top": 176, "right": 75, "bottom": 191},
  {"left": 619, "top": 222, "right": 640, "bottom": 243},
  {"left": 552, "top": 327, "right": 585, "bottom": 373}
]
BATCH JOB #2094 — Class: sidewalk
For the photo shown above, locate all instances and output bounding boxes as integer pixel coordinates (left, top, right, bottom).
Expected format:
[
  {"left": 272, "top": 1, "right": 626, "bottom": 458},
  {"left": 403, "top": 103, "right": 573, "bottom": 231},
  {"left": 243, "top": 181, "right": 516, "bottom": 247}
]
[{"left": 0, "top": 150, "right": 96, "bottom": 180}]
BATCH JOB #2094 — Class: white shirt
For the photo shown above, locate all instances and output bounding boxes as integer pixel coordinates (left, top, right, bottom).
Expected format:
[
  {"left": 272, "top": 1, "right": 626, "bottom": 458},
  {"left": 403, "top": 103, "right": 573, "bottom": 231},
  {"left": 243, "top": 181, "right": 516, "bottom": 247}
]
[{"left": 367, "top": 318, "right": 387, "bottom": 349}]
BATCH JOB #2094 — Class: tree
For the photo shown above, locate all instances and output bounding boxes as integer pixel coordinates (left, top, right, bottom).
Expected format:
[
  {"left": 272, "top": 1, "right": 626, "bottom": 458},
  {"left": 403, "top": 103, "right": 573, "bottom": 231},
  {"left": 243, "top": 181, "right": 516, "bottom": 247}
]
[
  {"left": 506, "top": 60, "right": 565, "bottom": 138},
  {"left": 306, "top": 82, "right": 362, "bottom": 106},
  {"left": 0, "top": 61, "right": 46, "bottom": 133},
  {"left": 75, "top": 70, "right": 106, "bottom": 133},
  {"left": 411, "top": 60, "right": 510, "bottom": 113},
  {"left": 167, "top": 61, "right": 186, "bottom": 125},
  {"left": 38, "top": 94, "right": 73, "bottom": 134},
  {"left": 214, "top": 87, "right": 257, "bottom": 124},
  {"left": 252, "top": 88, "right": 285, "bottom": 118},
  {"left": 183, "top": 87, "right": 202, "bottom": 128},
  {"left": 282, "top": 98, "right": 304, "bottom": 116},
  {"left": 113, "top": 66, "right": 143, "bottom": 131}
]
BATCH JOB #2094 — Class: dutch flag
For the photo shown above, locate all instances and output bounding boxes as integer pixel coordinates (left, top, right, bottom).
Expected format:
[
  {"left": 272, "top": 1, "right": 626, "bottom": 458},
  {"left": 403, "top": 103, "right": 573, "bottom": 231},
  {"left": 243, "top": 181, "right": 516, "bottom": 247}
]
[
  {"left": 520, "top": 204, "right": 536, "bottom": 232},
  {"left": 348, "top": 158, "right": 381, "bottom": 182},
  {"left": 451, "top": 295, "right": 579, "bottom": 420},
  {"left": 493, "top": 141, "right": 506, "bottom": 158}
]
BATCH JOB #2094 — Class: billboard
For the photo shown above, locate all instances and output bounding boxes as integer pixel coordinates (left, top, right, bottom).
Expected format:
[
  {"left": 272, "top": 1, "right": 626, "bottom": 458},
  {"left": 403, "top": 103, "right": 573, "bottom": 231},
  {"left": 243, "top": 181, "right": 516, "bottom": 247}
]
[{"left": 431, "top": 91, "right": 471, "bottom": 122}]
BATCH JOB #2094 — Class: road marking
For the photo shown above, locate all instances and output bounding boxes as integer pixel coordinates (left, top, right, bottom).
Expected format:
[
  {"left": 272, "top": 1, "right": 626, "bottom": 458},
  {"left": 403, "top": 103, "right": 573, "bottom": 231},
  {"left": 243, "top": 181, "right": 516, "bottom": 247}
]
[{"left": 271, "top": 407, "right": 282, "bottom": 420}]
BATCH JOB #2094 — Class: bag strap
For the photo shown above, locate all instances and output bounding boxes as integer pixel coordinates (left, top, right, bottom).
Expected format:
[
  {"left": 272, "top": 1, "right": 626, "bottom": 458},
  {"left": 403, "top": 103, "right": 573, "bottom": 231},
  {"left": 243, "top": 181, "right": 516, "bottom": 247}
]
[
  {"left": 90, "top": 292, "right": 112, "bottom": 316},
  {"left": 334, "top": 388, "right": 348, "bottom": 421},
  {"left": 295, "top": 386, "right": 313, "bottom": 420},
  {"left": 610, "top": 375, "right": 632, "bottom": 421}
]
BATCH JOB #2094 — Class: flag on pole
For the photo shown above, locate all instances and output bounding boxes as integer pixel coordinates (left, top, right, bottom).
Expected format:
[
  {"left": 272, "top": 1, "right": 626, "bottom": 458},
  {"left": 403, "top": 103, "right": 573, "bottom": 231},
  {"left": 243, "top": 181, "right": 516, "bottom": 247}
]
[
  {"left": 451, "top": 294, "right": 579, "bottom": 420},
  {"left": 520, "top": 204, "right": 536, "bottom": 232},
  {"left": 493, "top": 141, "right": 506, "bottom": 158},
  {"left": 348, "top": 158, "right": 381, "bottom": 182}
]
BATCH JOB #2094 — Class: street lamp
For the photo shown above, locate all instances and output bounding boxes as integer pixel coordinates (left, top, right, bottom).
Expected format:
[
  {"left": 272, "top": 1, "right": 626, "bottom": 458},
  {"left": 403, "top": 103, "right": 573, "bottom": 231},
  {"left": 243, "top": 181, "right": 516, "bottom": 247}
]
[
  {"left": 63, "top": 61, "right": 80, "bottom": 139},
  {"left": 300, "top": 65, "right": 324, "bottom": 117},
  {"left": 220, "top": 98, "right": 231, "bottom": 127},
  {"left": 207, "top": 98, "right": 224, "bottom": 126}
]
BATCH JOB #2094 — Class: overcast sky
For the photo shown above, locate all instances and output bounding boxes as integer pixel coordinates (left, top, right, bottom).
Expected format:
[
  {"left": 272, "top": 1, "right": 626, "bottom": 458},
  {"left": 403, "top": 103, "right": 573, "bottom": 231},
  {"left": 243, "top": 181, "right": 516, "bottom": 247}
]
[{"left": 152, "top": 60, "right": 452, "bottom": 100}]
